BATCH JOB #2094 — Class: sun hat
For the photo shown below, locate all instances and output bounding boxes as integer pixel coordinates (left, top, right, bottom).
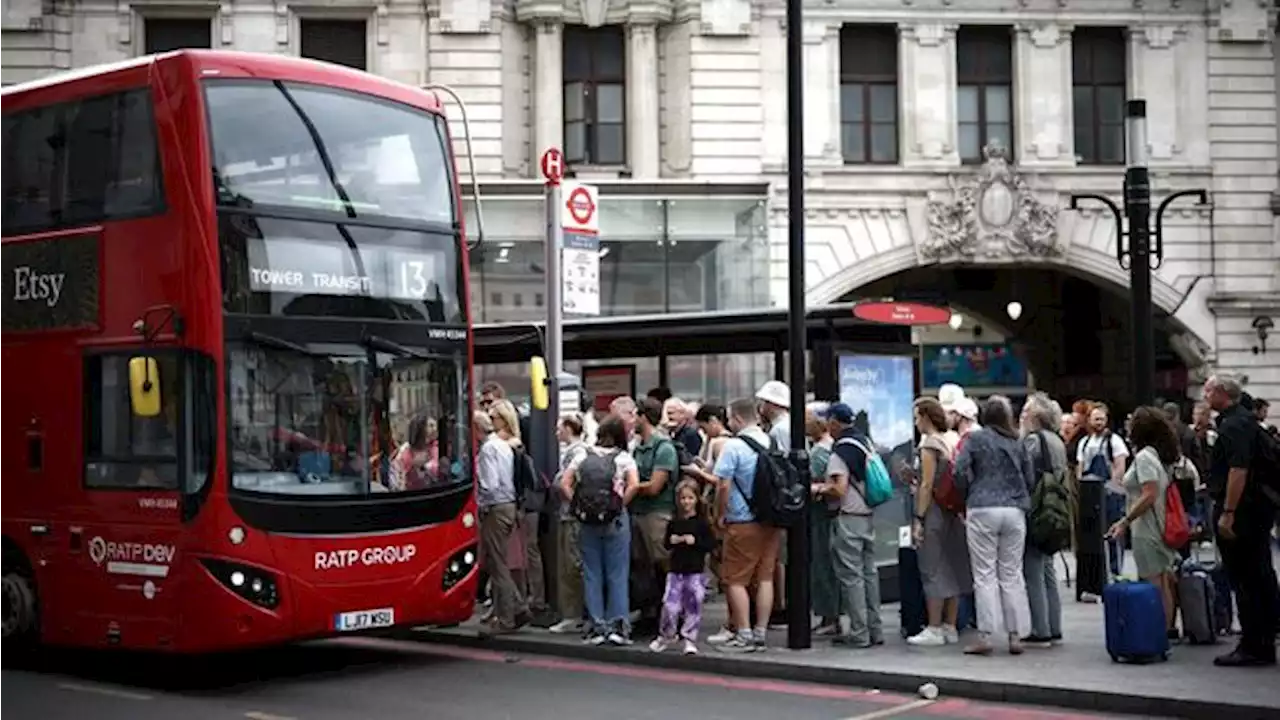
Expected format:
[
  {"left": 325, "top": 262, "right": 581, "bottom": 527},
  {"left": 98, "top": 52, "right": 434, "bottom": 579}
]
[{"left": 755, "top": 380, "right": 791, "bottom": 410}]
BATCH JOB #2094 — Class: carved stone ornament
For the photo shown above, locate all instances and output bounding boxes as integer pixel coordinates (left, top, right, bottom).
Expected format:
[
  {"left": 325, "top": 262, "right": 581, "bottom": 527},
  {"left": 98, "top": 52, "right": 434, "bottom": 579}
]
[{"left": 921, "top": 142, "right": 1062, "bottom": 262}]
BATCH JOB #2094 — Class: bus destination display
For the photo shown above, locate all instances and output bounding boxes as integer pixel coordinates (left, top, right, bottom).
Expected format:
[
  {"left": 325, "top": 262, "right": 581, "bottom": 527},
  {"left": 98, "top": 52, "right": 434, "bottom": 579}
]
[{"left": 246, "top": 238, "right": 443, "bottom": 301}]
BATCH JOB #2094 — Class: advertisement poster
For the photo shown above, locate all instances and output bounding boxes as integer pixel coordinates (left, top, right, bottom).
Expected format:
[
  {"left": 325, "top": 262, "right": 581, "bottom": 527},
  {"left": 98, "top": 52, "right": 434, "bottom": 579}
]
[
  {"left": 921, "top": 343, "right": 1029, "bottom": 389},
  {"left": 837, "top": 354, "right": 917, "bottom": 566},
  {"left": 582, "top": 365, "right": 636, "bottom": 412}
]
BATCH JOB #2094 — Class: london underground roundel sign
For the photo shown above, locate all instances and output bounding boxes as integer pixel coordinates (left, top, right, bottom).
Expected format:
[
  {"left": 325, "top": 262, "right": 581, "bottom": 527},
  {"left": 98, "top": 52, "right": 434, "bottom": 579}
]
[{"left": 853, "top": 301, "right": 952, "bottom": 326}]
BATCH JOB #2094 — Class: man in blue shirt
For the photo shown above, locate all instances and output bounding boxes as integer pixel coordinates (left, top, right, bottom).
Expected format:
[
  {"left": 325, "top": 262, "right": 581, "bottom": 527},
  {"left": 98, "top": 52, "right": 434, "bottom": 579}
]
[{"left": 708, "top": 398, "right": 782, "bottom": 652}]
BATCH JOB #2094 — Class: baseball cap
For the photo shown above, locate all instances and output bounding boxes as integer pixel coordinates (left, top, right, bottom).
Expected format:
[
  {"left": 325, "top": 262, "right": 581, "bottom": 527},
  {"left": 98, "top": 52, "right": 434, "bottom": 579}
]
[
  {"left": 828, "top": 402, "right": 855, "bottom": 425},
  {"left": 955, "top": 397, "right": 979, "bottom": 421},
  {"left": 756, "top": 380, "right": 791, "bottom": 409},
  {"left": 939, "top": 383, "right": 966, "bottom": 413}
]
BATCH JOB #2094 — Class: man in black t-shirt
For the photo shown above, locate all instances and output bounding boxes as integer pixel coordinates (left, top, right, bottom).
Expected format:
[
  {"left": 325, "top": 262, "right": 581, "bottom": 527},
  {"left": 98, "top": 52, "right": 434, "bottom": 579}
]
[{"left": 1203, "top": 376, "right": 1278, "bottom": 667}]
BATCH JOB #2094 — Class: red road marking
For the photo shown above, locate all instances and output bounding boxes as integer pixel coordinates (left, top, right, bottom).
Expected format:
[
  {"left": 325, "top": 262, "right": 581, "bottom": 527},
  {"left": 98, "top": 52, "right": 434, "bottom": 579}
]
[{"left": 338, "top": 638, "right": 1117, "bottom": 720}]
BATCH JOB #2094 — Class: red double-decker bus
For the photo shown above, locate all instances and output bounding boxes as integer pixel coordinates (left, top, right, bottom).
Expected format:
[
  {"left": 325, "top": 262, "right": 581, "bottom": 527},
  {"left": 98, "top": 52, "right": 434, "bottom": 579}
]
[{"left": 2, "top": 50, "right": 481, "bottom": 653}]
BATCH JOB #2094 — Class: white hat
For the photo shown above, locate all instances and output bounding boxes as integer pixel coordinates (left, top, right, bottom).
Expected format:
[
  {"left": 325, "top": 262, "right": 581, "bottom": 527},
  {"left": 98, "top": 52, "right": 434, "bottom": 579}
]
[
  {"left": 955, "top": 397, "right": 979, "bottom": 421},
  {"left": 756, "top": 380, "right": 791, "bottom": 410},
  {"left": 938, "top": 383, "right": 966, "bottom": 413}
]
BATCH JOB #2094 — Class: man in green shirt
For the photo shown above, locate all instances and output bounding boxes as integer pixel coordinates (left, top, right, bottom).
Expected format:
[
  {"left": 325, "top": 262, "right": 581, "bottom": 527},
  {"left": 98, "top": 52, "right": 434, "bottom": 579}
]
[{"left": 630, "top": 396, "right": 680, "bottom": 633}]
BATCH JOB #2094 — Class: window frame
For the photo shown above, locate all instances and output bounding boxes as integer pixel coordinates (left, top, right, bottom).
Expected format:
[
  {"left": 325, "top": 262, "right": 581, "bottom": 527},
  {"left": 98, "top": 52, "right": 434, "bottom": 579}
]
[
  {"left": 142, "top": 16, "right": 215, "bottom": 55},
  {"left": 1071, "top": 27, "right": 1128, "bottom": 166},
  {"left": 838, "top": 24, "right": 901, "bottom": 165},
  {"left": 82, "top": 349, "right": 183, "bottom": 493},
  {"left": 2, "top": 87, "right": 168, "bottom": 237},
  {"left": 562, "top": 24, "right": 627, "bottom": 167},
  {"left": 955, "top": 26, "right": 1015, "bottom": 165},
  {"left": 297, "top": 16, "right": 370, "bottom": 72}
]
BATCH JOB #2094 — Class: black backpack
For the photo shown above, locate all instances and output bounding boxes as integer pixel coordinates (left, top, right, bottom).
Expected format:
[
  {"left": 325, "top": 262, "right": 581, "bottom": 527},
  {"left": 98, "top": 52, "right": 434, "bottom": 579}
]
[
  {"left": 736, "top": 434, "right": 806, "bottom": 528},
  {"left": 512, "top": 447, "right": 544, "bottom": 513},
  {"left": 1255, "top": 429, "right": 1280, "bottom": 509},
  {"left": 571, "top": 449, "right": 624, "bottom": 525}
]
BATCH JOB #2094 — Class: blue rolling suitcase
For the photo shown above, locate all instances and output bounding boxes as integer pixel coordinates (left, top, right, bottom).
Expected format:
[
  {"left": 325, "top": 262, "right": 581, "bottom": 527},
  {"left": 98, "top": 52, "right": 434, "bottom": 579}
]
[{"left": 1103, "top": 580, "right": 1170, "bottom": 663}]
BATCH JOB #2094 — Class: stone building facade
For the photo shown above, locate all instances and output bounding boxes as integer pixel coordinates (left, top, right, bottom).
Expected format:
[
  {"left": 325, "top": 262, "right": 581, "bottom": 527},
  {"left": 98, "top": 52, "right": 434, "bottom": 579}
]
[{"left": 3, "top": 0, "right": 1277, "bottom": 401}]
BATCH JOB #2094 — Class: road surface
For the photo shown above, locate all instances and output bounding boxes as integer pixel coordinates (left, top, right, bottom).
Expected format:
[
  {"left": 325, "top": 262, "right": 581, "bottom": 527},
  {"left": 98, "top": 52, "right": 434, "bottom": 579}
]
[{"left": 2, "top": 637, "right": 1160, "bottom": 720}]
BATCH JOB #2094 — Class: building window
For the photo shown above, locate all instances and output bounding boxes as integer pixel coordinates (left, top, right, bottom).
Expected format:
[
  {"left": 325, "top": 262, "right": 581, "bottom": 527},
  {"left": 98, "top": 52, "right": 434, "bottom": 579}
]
[
  {"left": 299, "top": 19, "right": 368, "bottom": 71},
  {"left": 2, "top": 89, "right": 166, "bottom": 236},
  {"left": 143, "top": 17, "right": 213, "bottom": 54},
  {"left": 956, "top": 27, "right": 1014, "bottom": 163},
  {"left": 839, "top": 25, "right": 899, "bottom": 164},
  {"left": 491, "top": 292, "right": 503, "bottom": 306},
  {"left": 1072, "top": 27, "right": 1127, "bottom": 165},
  {"left": 563, "top": 25, "right": 626, "bottom": 166}
]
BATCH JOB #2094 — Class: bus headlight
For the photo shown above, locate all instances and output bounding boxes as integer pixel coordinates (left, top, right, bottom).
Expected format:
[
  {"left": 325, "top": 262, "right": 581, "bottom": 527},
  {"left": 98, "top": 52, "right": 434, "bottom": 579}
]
[
  {"left": 201, "top": 558, "right": 280, "bottom": 610},
  {"left": 441, "top": 545, "right": 478, "bottom": 592}
]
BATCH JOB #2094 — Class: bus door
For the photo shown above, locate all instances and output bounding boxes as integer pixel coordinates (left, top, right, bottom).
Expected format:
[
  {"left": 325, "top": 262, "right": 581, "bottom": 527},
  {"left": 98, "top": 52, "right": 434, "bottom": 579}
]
[{"left": 70, "top": 350, "right": 196, "bottom": 648}]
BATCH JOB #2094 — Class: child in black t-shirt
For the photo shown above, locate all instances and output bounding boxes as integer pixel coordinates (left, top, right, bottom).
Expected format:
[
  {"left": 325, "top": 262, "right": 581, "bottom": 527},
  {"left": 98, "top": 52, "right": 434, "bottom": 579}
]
[{"left": 649, "top": 480, "right": 714, "bottom": 655}]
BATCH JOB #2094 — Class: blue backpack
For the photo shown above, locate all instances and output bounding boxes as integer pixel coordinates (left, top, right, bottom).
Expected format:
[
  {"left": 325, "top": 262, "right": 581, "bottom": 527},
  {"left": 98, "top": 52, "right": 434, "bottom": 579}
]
[{"left": 838, "top": 437, "right": 893, "bottom": 507}]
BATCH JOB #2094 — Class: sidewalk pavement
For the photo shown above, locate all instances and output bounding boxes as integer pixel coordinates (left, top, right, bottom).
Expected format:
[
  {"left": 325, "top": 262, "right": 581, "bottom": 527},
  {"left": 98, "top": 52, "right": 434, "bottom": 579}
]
[{"left": 409, "top": 552, "right": 1280, "bottom": 720}]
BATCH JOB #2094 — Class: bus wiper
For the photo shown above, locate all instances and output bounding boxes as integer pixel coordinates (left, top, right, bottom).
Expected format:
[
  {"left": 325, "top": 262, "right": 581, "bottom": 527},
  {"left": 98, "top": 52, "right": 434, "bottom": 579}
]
[
  {"left": 247, "top": 331, "right": 314, "bottom": 356},
  {"left": 361, "top": 334, "right": 430, "bottom": 360}
]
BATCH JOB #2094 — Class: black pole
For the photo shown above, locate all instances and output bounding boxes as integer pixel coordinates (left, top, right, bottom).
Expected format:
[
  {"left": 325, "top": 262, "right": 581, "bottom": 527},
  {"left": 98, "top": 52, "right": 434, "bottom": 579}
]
[
  {"left": 784, "top": 0, "right": 811, "bottom": 651},
  {"left": 1124, "top": 100, "right": 1154, "bottom": 407}
]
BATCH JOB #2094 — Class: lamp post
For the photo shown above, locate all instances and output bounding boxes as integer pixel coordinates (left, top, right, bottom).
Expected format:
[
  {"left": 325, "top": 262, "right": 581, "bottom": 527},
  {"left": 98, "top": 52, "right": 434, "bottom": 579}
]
[
  {"left": 1068, "top": 100, "right": 1208, "bottom": 406},
  {"left": 783, "top": 0, "right": 811, "bottom": 651}
]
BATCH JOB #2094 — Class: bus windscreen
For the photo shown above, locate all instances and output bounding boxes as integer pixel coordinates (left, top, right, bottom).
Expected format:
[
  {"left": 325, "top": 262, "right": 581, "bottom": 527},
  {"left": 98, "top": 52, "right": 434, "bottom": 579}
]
[
  {"left": 227, "top": 339, "right": 470, "bottom": 497},
  {"left": 204, "top": 80, "right": 456, "bottom": 227}
]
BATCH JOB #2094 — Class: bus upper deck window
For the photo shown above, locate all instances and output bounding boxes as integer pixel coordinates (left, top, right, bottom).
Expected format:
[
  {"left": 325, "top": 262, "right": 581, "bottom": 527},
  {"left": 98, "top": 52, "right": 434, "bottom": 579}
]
[{"left": 128, "top": 356, "right": 162, "bottom": 418}]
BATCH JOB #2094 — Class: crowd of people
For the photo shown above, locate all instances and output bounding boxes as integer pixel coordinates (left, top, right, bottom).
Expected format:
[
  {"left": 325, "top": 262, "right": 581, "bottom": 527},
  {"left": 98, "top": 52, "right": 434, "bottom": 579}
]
[{"left": 469, "top": 374, "right": 1277, "bottom": 668}]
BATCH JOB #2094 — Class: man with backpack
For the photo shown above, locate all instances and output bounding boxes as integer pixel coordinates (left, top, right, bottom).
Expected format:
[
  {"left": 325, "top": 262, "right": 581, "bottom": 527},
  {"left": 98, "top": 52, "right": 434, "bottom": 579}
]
[
  {"left": 706, "top": 398, "right": 786, "bottom": 652},
  {"left": 815, "top": 402, "right": 888, "bottom": 649}
]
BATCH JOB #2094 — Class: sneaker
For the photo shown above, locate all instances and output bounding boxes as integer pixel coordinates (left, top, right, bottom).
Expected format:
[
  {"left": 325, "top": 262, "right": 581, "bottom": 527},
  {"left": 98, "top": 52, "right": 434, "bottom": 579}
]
[
  {"left": 752, "top": 628, "right": 768, "bottom": 652},
  {"left": 721, "top": 632, "right": 755, "bottom": 652},
  {"left": 941, "top": 624, "right": 960, "bottom": 645},
  {"left": 1021, "top": 635, "right": 1053, "bottom": 649},
  {"left": 548, "top": 619, "right": 580, "bottom": 634},
  {"left": 1079, "top": 592, "right": 1101, "bottom": 604},
  {"left": 832, "top": 635, "right": 872, "bottom": 649},
  {"left": 649, "top": 637, "right": 671, "bottom": 653},
  {"left": 907, "top": 626, "right": 947, "bottom": 647},
  {"left": 707, "top": 628, "right": 735, "bottom": 645},
  {"left": 607, "top": 631, "right": 632, "bottom": 647},
  {"left": 584, "top": 631, "right": 607, "bottom": 646},
  {"left": 682, "top": 640, "right": 698, "bottom": 655},
  {"left": 1050, "top": 634, "right": 1064, "bottom": 645}
]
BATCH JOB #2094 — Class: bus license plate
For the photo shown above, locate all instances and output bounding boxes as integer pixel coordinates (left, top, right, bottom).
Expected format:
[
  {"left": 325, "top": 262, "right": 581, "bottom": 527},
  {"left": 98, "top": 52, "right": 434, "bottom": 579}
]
[{"left": 334, "top": 607, "right": 395, "bottom": 632}]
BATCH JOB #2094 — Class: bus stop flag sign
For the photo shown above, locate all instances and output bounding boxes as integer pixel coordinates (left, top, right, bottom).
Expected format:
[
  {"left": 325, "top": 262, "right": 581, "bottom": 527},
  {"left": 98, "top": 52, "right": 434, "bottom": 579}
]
[{"left": 560, "top": 181, "right": 600, "bottom": 316}]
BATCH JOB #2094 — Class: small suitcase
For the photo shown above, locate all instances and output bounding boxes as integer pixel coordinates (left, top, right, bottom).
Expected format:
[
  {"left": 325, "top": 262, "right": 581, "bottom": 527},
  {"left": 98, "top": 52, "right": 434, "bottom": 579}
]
[
  {"left": 898, "top": 546, "right": 927, "bottom": 638},
  {"left": 1103, "top": 580, "right": 1170, "bottom": 663},
  {"left": 1177, "top": 564, "right": 1218, "bottom": 644}
]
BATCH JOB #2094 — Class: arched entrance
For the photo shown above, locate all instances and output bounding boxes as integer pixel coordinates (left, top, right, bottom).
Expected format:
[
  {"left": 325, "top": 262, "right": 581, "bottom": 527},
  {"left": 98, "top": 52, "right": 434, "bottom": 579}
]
[
  {"left": 848, "top": 265, "right": 1198, "bottom": 411},
  {"left": 781, "top": 141, "right": 1215, "bottom": 409}
]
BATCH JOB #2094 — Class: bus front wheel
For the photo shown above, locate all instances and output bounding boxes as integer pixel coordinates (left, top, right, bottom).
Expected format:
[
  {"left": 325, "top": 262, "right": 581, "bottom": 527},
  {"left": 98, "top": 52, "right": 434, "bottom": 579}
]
[{"left": 2, "top": 555, "right": 39, "bottom": 652}]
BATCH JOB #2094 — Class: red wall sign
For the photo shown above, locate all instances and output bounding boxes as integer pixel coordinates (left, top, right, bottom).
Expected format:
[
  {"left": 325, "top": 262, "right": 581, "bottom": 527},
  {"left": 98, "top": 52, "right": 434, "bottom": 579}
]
[{"left": 853, "top": 301, "right": 952, "bottom": 326}]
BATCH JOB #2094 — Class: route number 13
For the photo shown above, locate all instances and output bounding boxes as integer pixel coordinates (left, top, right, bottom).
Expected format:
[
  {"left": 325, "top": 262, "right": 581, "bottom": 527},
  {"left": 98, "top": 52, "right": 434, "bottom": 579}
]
[{"left": 399, "top": 261, "right": 428, "bottom": 298}]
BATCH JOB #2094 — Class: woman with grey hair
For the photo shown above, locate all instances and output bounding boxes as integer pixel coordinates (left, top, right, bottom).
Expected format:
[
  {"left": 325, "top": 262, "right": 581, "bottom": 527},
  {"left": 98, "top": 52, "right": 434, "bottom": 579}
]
[
  {"left": 953, "top": 395, "right": 1034, "bottom": 655},
  {"left": 1019, "top": 393, "right": 1068, "bottom": 647}
]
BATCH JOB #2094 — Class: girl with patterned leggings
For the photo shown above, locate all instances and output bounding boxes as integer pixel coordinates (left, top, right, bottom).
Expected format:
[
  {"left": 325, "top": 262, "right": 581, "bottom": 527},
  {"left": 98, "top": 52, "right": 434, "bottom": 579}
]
[{"left": 650, "top": 481, "right": 715, "bottom": 655}]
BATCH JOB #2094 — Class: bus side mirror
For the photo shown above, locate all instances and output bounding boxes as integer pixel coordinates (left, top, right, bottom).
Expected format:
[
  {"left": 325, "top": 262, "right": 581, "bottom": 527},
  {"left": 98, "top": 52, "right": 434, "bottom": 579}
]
[{"left": 128, "top": 357, "right": 162, "bottom": 418}]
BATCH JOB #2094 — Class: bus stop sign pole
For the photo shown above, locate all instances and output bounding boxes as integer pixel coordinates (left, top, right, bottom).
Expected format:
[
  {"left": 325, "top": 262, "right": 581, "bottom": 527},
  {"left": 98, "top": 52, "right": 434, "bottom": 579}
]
[{"left": 541, "top": 148, "right": 565, "bottom": 382}]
